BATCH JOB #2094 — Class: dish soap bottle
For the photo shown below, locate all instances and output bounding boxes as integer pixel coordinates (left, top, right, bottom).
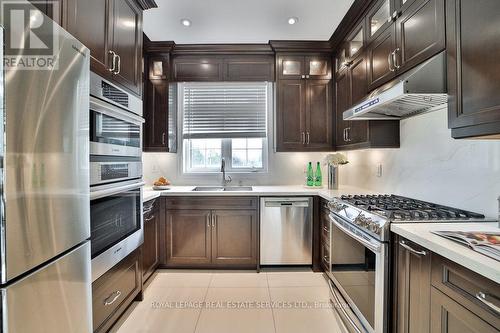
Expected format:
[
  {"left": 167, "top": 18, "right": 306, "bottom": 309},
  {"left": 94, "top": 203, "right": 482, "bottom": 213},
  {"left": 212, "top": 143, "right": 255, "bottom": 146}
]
[
  {"left": 306, "top": 162, "right": 314, "bottom": 186},
  {"left": 314, "top": 162, "right": 322, "bottom": 186}
]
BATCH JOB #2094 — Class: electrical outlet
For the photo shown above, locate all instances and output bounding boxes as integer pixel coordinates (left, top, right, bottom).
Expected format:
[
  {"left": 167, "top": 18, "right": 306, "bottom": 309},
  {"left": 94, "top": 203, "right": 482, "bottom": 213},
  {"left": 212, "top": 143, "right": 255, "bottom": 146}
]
[{"left": 376, "top": 164, "right": 383, "bottom": 177}]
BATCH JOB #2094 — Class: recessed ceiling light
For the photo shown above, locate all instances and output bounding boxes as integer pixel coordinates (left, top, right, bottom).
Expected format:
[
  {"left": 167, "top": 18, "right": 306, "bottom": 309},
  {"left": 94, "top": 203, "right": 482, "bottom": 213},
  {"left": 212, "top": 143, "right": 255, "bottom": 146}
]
[
  {"left": 181, "top": 19, "right": 191, "bottom": 27},
  {"left": 288, "top": 17, "right": 298, "bottom": 25}
]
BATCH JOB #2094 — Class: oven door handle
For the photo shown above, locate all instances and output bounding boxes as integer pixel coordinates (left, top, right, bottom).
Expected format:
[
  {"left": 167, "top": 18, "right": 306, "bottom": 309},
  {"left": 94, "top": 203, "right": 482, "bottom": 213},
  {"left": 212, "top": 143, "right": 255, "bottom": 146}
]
[
  {"left": 90, "top": 96, "right": 145, "bottom": 125},
  {"left": 328, "top": 279, "right": 363, "bottom": 333},
  {"left": 330, "top": 215, "right": 382, "bottom": 253},
  {"left": 91, "top": 181, "right": 145, "bottom": 200}
]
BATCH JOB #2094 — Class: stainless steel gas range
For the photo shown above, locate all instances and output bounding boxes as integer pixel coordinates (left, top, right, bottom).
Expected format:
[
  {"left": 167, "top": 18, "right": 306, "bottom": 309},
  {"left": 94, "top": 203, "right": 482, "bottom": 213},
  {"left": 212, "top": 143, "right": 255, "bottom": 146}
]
[{"left": 323, "top": 194, "right": 490, "bottom": 333}]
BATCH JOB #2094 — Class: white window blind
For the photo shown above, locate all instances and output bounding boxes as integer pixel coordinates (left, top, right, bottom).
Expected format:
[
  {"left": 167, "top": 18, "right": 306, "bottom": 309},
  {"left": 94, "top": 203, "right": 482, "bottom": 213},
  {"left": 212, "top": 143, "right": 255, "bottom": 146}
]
[{"left": 182, "top": 82, "right": 268, "bottom": 139}]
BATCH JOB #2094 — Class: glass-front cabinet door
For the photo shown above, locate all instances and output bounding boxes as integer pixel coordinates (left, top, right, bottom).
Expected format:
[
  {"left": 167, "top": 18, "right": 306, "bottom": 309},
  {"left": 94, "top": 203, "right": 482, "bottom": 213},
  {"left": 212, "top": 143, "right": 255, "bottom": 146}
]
[
  {"left": 279, "top": 56, "right": 305, "bottom": 79},
  {"left": 367, "top": 0, "right": 393, "bottom": 41},
  {"left": 347, "top": 25, "right": 364, "bottom": 59},
  {"left": 306, "top": 56, "right": 331, "bottom": 79}
]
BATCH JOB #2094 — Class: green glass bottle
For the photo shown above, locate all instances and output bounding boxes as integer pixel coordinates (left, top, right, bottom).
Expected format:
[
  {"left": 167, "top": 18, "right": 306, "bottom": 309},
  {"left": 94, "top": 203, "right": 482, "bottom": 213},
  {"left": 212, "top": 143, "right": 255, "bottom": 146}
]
[
  {"left": 314, "top": 162, "right": 322, "bottom": 186},
  {"left": 306, "top": 162, "right": 314, "bottom": 186}
]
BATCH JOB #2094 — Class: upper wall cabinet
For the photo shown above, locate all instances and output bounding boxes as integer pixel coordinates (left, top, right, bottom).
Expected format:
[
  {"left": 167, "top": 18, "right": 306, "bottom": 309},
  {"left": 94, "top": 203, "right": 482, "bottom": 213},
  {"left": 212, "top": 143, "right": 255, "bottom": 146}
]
[
  {"left": 335, "top": 51, "right": 400, "bottom": 150},
  {"left": 276, "top": 54, "right": 333, "bottom": 152},
  {"left": 335, "top": 21, "right": 365, "bottom": 74},
  {"left": 65, "top": 0, "right": 143, "bottom": 96},
  {"left": 143, "top": 50, "right": 178, "bottom": 153},
  {"left": 365, "top": 0, "right": 445, "bottom": 90},
  {"left": 172, "top": 55, "right": 274, "bottom": 82},
  {"left": 447, "top": 0, "right": 500, "bottom": 139},
  {"left": 279, "top": 56, "right": 331, "bottom": 80}
]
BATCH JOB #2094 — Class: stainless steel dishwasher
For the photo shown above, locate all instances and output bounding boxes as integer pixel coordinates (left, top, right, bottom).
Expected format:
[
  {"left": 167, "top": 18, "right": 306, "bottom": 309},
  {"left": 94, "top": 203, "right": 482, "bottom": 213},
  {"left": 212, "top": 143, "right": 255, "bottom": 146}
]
[{"left": 260, "top": 197, "right": 313, "bottom": 265}]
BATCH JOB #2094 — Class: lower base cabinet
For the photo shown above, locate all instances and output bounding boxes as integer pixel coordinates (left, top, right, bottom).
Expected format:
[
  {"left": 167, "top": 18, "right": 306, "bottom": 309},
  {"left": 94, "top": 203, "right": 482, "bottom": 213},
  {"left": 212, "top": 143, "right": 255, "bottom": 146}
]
[
  {"left": 142, "top": 198, "right": 160, "bottom": 283},
  {"left": 394, "top": 236, "right": 500, "bottom": 333},
  {"left": 163, "top": 197, "right": 258, "bottom": 268},
  {"left": 92, "top": 249, "right": 142, "bottom": 333},
  {"left": 430, "top": 288, "right": 499, "bottom": 333}
]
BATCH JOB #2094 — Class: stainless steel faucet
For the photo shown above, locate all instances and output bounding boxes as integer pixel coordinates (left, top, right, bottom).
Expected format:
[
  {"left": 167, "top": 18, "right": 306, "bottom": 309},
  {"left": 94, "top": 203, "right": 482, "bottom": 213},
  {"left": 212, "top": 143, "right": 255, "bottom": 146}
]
[{"left": 221, "top": 158, "right": 232, "bottom": 186}]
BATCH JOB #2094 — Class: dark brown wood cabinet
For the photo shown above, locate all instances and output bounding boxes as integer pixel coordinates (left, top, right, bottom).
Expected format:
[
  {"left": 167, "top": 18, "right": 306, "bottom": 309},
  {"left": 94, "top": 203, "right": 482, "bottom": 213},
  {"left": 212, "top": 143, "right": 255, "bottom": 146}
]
[
  {"left": 394, "top": 0, "right": 445, "bottom": 74},
  {"left": 365, "top": 0, "right": 445, "bottom": 90},
  {"left": 29, "top": 0, "right": 65, "bottom": 25},
  {"left": 65, "top": 0, "right": 143, "bottom": 96},
  {"left": 142, "top": 199, "right": 160, "bottom": 282},
  {"left": 223, "top": 56, "right": 275, "bottom": 81},
  {"left": 276, "top": 54, "right": 333, "bottom": 152},
  {"left": 277, "top": 79, "right": 307, "bottom": 150},
  {"left": 163, "top": 197, "right": 258, "bottom": 268},
  {"left": 211, "top": 210, "right": 258, "bottom": 266},
  {"left": 172, "top": 55, "right": 274, "bottom": 82},
  {"left": 108, "top": 0, "right": 143, "bottom": 95},
  {"left": 367, "top": 24, "right": 397, "bottom": 90},
  {"left": 92, "top": 249, "right": 142, "bottom": 333},
  {"left": 335, "top": 51, "right": 400, "bottom": 150},
  {"left": 393, "top": 236, "right": 500, "bottom": 333},
  {"left": 447, "top": 0, "right": 500, "bottom": 139},
  {"left": 165, "top": 209, "right": 212, "bottom": 266},
  {"left": 394, "top": 236, "right": 432, "bottom": 333},
  {"left": 172, "top": 56, "right": 223, "bottom": 81},
  {"left": 65, "top": 0, "right": 111, "bottom": 79},
  {"left": 430, "top": 288, "right": 499, "bottom": 333},
  {"left": 143, "top": 44, "right": 177, "bottom": 153}
]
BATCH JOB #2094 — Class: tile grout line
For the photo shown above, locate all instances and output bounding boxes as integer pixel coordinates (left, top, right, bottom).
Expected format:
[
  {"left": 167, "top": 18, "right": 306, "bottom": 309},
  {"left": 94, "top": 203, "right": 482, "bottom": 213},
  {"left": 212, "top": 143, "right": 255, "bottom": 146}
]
[
  {"left": 192, "top": 273, "right": 213, "bottom": 333},
  {"left": 267, "top": 273, "right": 278, "bottom": 333}
]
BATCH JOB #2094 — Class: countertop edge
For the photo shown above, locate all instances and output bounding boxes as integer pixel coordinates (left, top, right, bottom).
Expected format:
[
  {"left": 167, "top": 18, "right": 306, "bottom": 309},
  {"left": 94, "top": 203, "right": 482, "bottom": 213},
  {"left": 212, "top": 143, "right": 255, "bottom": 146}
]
[{"left": 391, "top": 223, "right": 500, "bottom": 284}]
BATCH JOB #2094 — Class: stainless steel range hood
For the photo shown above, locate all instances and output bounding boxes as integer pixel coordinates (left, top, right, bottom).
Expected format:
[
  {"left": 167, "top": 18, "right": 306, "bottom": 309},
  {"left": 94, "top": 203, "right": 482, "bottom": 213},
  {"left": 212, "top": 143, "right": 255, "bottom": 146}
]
[{"left": 344, "top": 52, "right": 447, "bottom": 121}]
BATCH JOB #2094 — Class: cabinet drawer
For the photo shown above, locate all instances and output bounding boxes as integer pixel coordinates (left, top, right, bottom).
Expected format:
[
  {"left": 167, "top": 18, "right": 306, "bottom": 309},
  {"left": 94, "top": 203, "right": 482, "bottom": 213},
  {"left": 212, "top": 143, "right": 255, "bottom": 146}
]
[
  {"left": 165, "top": 196, "right": 258, "bottom": 210},
  {"left": 92, "top": 249, "right": 141, "bottom": 333},
  {"left": 431, "top": 254, "right": 500, "bottom": 325}
]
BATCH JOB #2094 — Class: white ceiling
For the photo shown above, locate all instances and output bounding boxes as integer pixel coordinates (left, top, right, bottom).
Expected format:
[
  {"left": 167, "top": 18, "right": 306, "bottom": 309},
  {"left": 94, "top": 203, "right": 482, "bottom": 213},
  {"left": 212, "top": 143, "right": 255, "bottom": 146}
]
[{"left": 143, "top": 0, "right": 355, "bottom": 44}]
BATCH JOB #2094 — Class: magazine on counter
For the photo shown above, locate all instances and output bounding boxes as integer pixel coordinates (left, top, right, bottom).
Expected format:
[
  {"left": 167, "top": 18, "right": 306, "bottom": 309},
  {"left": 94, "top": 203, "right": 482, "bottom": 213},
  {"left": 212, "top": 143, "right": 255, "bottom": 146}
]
[{"left": 431, "top": 231, "right": 500, "bottom": 262}]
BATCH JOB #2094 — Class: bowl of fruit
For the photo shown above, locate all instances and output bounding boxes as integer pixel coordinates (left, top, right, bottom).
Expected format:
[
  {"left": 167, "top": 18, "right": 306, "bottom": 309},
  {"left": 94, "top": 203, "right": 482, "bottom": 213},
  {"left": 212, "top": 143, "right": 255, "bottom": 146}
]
[{"left": 152, "top": 177, "right": 171, "bottom": 190}]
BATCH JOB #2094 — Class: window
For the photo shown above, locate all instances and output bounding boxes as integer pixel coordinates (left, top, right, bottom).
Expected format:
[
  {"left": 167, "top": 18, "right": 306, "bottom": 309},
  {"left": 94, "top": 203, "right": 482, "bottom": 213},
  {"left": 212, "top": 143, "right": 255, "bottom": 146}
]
[{"left": 180, "top": 82, "right": 270, "bottom": 173}]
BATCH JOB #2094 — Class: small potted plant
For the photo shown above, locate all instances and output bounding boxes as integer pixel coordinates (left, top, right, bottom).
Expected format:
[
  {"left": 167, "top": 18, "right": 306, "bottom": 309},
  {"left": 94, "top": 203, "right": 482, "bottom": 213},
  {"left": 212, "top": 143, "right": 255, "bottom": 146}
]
[{"left": 323, "top": 153, "right": 349, "bottom": 190}]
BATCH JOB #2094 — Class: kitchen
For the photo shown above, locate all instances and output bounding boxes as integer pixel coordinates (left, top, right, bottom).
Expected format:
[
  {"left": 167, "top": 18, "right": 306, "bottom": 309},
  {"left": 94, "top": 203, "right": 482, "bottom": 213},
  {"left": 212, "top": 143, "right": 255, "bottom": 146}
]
[{"left": 0, "top": 0, "right": 499, "bottom": 332}]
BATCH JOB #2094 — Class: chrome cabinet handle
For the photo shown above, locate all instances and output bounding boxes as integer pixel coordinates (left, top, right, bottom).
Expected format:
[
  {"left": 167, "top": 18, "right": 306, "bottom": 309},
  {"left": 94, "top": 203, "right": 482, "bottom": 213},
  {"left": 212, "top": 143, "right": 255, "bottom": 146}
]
[
  {"left": 301, "top": 75, "right": 306, "bottom": 79},
  {"left": 393, "top": 48, "right": 401, "bottom": 69},
  {"left": 144, "top": 215, "right": 155, "bottom": 222},
  {"left": 305, "top": 74, "right": 310, "bottom": 79},
  {"left": 212, "top": 215, "right": 216, "bottom": 227},
  {"left": 388, "top": 51, "right": 395, "bottom": 72},
  {"left": 306, "top": 132, "right": 310, "bottom": 144},
  {"left": 476, "top": 292, "right": 500, "bottom": 315},
  {"left": 104, "top": 290, "right": 122, "bottom": 306},
  {"left": 108, "top": 50, "right": 117, "bottom": 72},
  {"left": 346, "top": 127, "right": 351, "bottom": 142},
  {"left": 207, "top": 214, "right": 211, "bottom": 227},
  {"left": 343, "top": 128, "right": 347, "bottom": 142},
  {"left": 115, "top": 54, "right": 121, "bottom": 75},
  {"left": 399, "top": 240, "right": 427, "bottom": 256},
  {"left": 162, "top": 132, "right": 166, "bottom": 145},
  {"left": 301, "top": 132, "right": 306, "bottom": 144}
]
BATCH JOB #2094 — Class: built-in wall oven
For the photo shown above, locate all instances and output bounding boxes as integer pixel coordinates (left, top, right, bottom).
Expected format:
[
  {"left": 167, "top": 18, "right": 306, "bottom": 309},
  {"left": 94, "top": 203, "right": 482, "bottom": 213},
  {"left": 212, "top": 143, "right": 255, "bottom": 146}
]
[
  {"left": 324, "top": 209, "right": 389, "bottom": 333},
  {"left": 89, "top": 72, "right": 145, "bottom": 281}
]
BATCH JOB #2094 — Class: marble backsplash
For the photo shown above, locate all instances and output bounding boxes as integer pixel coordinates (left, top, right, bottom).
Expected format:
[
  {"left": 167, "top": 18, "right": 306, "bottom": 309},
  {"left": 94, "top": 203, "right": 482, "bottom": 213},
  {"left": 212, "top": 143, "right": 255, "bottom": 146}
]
[
  {"left": 340, "top": 107, "right": 500, "bottom": 218},
  {"left": 143, "top": 107, "right": 500, "bottom": 217}
]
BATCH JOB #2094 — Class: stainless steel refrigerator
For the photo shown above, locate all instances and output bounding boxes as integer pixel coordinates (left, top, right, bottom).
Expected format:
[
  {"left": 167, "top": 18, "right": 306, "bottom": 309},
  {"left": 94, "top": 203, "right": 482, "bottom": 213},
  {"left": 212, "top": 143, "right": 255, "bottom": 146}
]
[{"left": 0, "top": 4, "right": 92, "bottom": 332}]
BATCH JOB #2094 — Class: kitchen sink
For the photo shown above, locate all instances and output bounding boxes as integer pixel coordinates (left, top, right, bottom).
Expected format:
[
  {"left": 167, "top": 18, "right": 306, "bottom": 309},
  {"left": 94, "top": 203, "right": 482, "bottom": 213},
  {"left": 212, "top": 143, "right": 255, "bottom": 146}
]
[
  {"left": 222, "top": 186, "right": 253, "bottom": 191},
  {"left": 192, "top": 186, "right": 253, "bottom": 192}
]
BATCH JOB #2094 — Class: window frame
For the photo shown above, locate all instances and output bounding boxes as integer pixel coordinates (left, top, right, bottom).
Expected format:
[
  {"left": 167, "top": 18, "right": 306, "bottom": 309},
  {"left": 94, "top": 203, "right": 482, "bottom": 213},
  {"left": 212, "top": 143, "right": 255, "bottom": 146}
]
[{"left": 178, "top": 82, "right": 273, "bottom": 175}]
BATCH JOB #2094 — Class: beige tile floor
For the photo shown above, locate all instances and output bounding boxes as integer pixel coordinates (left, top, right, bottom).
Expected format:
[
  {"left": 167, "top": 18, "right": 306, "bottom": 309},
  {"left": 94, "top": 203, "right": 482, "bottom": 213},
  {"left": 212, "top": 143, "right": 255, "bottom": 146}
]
[{"left": 113, "top": 270, "right": 346, "bottom": 333}]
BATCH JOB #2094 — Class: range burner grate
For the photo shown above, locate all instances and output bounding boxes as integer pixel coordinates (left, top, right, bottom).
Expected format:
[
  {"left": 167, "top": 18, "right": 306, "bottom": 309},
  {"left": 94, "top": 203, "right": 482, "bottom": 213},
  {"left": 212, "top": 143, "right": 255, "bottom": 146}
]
[{"left": 340, "top": 194, "right": 485, "bottom": 221}]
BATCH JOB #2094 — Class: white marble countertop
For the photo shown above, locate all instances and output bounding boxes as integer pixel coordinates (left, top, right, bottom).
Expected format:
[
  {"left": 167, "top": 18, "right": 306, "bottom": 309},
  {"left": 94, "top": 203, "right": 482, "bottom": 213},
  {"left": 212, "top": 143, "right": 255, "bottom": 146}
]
[
  {"left": 143, "top": 184, "right": 377, "bottom": 203},
  {"left": 391, "top": 222, "right": 500, "bottom": 284}
]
